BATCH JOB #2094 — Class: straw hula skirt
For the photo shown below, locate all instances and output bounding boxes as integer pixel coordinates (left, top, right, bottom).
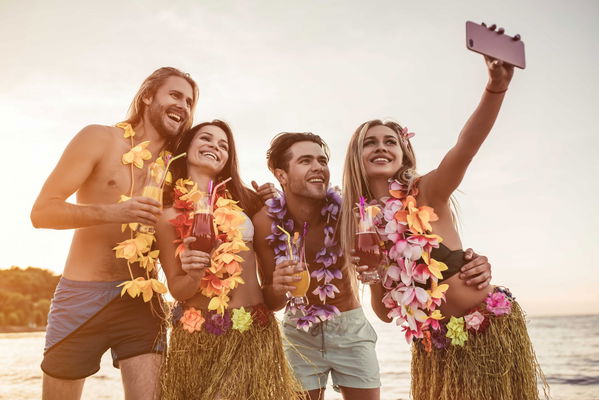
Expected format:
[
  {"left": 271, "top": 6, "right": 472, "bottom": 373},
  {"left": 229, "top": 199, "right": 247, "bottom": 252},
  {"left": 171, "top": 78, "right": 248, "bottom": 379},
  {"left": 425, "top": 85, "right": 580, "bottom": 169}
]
[
  {"left": 411, "top": 287, "right": 549, "bottom": 400},
  {"left": 160, "top": 303, "right": 302, "bottom": 400}
]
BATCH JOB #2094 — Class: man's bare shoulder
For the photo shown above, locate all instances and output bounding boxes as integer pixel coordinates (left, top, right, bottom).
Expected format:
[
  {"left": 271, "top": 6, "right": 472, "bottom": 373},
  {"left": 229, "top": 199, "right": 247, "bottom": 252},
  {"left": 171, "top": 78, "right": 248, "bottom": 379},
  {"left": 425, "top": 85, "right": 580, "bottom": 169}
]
[
  {"left": 252, "top": 206, "right": 273, "bottom": 230},
  {"left": 67, "top": 124, "right": 123, "bottom": 152},
  {"left": 75, "top": 124, "right": 123, "bottom": 142}
]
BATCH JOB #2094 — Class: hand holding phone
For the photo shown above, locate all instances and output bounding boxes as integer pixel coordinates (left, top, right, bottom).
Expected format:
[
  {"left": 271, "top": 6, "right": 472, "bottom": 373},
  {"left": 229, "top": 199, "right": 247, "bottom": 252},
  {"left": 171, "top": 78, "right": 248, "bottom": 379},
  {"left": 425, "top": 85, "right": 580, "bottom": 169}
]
[{"left": 466, "top": 21, "right": 526, "bottom": 69}]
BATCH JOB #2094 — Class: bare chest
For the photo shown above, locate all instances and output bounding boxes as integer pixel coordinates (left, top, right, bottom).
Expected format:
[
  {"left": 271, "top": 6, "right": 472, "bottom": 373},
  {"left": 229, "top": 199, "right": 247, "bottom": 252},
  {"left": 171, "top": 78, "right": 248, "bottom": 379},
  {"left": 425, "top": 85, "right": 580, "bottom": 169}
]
[{"left": 78, "top": 147, "right": 152, "bottom": 204}]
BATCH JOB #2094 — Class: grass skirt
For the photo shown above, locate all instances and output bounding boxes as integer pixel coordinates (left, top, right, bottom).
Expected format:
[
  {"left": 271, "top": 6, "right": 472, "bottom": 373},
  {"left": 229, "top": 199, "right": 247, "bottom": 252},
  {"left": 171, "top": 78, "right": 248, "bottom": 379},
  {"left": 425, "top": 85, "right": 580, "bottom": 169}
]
[
  {"left": 411, "top": 298, "right": 549, "bottom": 400},
  {"left": 160, "top": 306, "right": 302, "bottom": 400}
]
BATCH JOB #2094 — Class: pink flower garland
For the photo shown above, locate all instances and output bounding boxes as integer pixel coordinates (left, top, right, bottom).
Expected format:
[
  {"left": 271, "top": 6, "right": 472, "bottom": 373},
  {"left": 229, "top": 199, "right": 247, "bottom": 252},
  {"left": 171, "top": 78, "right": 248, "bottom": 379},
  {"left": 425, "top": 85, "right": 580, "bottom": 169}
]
[{"left": 379, "top": 179, "right": 449, "bottom": 343}]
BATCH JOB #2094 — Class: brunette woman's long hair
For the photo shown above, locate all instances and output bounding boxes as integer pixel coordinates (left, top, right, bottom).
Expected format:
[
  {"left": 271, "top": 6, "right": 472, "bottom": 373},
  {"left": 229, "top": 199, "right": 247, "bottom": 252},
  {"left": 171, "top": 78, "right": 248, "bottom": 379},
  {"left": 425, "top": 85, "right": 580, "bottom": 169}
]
[{"left": 164, "top": 120, "right": 261, "bottom": 217}]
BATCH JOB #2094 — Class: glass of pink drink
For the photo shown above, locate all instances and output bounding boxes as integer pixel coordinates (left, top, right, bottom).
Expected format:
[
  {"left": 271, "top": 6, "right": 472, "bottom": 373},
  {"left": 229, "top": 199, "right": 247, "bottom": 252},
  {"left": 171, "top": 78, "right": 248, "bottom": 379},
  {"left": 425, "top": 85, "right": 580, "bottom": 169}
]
[
  {"left": 354, "top": 207, "right": 382, "bottom": 284},
  {"left": 190, "top": 195, "right": 215, "bottom": 253}
]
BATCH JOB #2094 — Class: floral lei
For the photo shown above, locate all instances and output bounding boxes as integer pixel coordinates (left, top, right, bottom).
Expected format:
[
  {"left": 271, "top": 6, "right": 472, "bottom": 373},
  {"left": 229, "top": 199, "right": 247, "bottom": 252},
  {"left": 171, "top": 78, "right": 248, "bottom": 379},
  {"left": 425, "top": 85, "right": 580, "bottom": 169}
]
[
  {"left": 169, "top": 178, "right": 248, "bottom": 314},
  {"left": 265, "top": 188, "right": 343, "bottom": 331},
  {"left": 378, "top": 179, "right": 449, "bottom": 343},
  {"left": 379, "top": 179, "right": 518, "bottom": 351},
  {"left": 113, "top": 122, "right": 168, "bottom": 302}
]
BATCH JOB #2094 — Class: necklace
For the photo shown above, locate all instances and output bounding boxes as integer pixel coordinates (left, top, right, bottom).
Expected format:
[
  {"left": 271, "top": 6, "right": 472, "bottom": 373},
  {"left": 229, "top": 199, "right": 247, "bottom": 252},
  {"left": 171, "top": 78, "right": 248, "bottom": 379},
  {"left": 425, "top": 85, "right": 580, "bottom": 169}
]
[
  {"left": 379, "top": 178, "right": 448, "bottom": 342},
  {"left": 266, "top": 188, "right": 343, "bottom": 331},
  {"left": 170, "top": 178, "right": 248, "bottom": 314},
  {"left": 113, "top": 122, "right": 167, "bottom": 302}
]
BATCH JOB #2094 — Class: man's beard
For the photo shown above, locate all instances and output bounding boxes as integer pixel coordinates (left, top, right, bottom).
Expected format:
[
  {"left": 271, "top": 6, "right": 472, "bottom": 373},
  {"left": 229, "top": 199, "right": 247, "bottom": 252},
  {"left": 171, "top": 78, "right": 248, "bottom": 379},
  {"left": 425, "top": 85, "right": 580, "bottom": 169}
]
[{"left": 147, "top": 103, "right": 184, "bottom": 139}]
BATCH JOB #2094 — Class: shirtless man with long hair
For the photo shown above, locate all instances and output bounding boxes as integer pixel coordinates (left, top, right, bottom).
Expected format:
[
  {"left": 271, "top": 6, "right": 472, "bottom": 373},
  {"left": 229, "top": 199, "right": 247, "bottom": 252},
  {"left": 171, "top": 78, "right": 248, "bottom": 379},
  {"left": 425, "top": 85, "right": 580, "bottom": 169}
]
[{"left": 31, "top": 67, "right": 198, "bottom": 400}]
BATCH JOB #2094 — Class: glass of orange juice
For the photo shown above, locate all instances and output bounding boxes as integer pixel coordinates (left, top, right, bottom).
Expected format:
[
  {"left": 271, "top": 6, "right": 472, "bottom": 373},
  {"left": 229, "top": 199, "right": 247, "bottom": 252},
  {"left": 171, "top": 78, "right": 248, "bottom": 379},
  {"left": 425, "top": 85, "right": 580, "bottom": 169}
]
[
  {"left": 137, "top": 162, "right": 164, "bottom": 234},
  {"left": 288, "top": 239, "right": 310, "bottom": 306}
]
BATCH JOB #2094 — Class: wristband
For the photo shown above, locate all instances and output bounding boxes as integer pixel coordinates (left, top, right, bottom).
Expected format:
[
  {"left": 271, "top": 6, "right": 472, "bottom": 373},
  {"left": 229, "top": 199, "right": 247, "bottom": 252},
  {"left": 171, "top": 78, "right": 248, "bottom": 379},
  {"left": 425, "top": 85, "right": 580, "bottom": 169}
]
[{"left": 485, "top": 87, "right": 508, "bottom": 94}]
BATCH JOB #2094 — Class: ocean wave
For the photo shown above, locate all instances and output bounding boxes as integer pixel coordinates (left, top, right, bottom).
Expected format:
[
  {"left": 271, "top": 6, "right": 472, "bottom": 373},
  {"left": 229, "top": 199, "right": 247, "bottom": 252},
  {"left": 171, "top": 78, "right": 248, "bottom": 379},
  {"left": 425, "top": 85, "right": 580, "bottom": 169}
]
[{"left": 546, "top": 375, "right": 599, "bottom": 385}]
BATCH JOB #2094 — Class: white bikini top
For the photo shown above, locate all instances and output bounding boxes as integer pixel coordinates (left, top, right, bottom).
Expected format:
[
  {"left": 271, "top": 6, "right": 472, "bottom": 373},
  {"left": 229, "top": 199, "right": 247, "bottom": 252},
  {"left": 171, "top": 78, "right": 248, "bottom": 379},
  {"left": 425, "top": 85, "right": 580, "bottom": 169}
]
[{"left": 239, "top": 212, "right": 254, "bottom": 243}]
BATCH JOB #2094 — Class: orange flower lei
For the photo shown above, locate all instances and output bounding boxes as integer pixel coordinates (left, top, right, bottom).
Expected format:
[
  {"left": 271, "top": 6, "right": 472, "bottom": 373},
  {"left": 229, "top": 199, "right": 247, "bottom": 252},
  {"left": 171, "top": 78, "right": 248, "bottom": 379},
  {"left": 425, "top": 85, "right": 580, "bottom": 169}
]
[
  {"left": 113, "top": 122, "right": 169, "bottom": 302},
  {"left": 170, "top": 178, "right": 248, "bottom": 314}
]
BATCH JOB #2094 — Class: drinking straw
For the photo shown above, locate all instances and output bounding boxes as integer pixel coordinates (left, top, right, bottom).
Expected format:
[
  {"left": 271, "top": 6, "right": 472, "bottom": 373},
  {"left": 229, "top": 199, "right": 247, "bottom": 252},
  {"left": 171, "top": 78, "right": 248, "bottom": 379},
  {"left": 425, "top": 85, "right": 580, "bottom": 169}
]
[
  {"left": 277, "top": 225, "right": 294, "bottom": 259},
  {"left": 210, "top": 177, "right": 232, "bottom": 210},
  {"left": 208, "top": 180, "right": 213, "bottom": 197},
  {"left": 300, "top": 222, "right": 309, "bottom": 263},
  {"left": 359, "top": 196, "right": 366, "bottom": 220},
  {"left": 159, "top": 152, "right": 187, "bottom": 189}
]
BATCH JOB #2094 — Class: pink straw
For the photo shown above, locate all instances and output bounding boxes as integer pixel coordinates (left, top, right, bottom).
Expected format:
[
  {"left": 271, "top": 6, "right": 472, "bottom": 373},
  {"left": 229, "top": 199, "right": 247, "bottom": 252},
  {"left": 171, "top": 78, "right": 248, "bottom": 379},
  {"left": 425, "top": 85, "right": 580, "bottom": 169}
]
[
  {"left": 359, "top": 196, "right": 366, "bottom": 220},
  {"left": 210, "top": 177, "right": 232, "bottom": 210},
  {"left": 300, "top": 222, "right": 309, "bottom": 263}
]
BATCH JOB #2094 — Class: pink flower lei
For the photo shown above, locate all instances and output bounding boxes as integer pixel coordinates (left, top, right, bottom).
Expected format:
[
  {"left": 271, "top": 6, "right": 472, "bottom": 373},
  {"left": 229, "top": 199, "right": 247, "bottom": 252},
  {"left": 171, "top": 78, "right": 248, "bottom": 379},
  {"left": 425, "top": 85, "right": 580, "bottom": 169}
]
[
  {"left": 266, "top": 188, "right": 343, "bottom": 331},
  {"left": 379, "top": 179, "right": 449, "bottom": 343}
]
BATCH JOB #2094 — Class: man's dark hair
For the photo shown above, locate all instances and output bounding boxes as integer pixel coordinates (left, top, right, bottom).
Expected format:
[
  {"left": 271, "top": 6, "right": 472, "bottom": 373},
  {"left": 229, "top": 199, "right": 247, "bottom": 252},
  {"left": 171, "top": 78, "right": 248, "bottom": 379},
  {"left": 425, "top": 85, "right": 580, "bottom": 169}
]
[{"left": 266, "top": 132, "right": 330, "bottom": 172}]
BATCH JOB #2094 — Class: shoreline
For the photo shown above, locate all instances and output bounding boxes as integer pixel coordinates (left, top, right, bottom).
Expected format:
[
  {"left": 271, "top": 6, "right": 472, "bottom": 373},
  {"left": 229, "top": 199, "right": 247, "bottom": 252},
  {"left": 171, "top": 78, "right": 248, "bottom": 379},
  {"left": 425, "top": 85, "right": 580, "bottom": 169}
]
[{"left": 0, "top": 326, "right": 46, "bottom": 334}]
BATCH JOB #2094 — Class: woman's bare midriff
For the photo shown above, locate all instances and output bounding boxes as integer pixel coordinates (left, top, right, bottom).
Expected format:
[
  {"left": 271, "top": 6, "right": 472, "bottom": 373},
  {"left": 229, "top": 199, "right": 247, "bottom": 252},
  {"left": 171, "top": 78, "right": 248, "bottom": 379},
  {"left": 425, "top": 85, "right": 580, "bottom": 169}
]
[{"left": 439, "top": 273, "right": 494, "bottom": 318}]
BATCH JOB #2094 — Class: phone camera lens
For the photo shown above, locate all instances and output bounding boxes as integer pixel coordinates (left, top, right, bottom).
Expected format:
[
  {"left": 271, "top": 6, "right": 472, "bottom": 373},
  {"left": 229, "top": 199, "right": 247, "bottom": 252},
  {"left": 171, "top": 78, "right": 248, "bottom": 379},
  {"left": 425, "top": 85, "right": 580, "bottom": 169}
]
[{"left": 468, "top": 39, "right": 474, "bottom": 47}]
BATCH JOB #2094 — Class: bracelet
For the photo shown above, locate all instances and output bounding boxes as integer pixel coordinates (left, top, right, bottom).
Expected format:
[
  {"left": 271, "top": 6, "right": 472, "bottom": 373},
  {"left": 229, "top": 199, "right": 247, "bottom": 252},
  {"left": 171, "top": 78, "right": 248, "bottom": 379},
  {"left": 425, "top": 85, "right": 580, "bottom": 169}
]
[{"left": 485, "top": 87, "right": 508, "bottom": 94}]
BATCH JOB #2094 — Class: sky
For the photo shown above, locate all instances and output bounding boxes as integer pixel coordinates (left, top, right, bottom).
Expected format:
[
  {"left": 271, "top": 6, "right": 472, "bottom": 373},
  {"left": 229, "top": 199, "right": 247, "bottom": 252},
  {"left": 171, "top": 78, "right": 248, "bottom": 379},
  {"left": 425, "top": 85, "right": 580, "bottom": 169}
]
[{"left": 1, "top": 0, "right": 598, "bottom": 316}]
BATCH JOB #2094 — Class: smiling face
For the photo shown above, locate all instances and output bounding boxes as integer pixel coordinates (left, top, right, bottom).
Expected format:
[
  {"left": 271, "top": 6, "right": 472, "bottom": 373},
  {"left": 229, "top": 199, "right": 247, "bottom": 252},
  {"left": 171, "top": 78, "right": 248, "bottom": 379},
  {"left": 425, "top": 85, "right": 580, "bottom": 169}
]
[
  {"left": 144, "top": 76, "right": 194, "bottom": 139},
  {"left": 186, "top": 124, "right": 230, "bottom": 178},
  {"left": 276, "top": 141, "right": 330, "bottom": 200},
  {"left": 362, "top": 125, "right": 404, "bottom": 180}
]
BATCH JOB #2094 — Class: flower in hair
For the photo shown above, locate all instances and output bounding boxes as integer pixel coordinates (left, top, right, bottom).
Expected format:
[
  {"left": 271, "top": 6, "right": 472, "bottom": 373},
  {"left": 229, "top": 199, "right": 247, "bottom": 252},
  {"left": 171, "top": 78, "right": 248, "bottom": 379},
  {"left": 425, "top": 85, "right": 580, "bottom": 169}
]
[{"left": 399, "top": 126, "right": 415, "bottom": 144}]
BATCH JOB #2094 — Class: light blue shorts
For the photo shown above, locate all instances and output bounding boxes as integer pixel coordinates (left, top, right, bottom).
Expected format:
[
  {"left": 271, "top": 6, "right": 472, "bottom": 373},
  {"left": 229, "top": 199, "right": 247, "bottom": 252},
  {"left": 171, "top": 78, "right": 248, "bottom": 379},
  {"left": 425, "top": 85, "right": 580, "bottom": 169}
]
[{"left": 282, "top": 307, "right": 380, "bottom": 391}]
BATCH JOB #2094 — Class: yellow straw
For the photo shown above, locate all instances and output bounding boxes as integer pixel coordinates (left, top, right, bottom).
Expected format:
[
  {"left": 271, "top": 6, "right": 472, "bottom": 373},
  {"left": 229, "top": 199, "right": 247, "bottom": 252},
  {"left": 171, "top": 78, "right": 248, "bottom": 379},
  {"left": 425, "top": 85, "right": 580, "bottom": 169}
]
[
  {"left": 277, "top": 225, "right": 294, "bottom": 259},
  {"left": 160, "top": 152, "right": 187, "bottom": 189}
]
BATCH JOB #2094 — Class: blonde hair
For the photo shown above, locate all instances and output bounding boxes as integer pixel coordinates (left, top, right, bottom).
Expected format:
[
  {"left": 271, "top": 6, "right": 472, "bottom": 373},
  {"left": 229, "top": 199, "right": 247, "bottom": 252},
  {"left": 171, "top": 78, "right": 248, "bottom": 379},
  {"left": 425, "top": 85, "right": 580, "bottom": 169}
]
[
  {"left": 124, "top": 67, "right": 199, "bottom": 132},
  {"left": 340, "top": 120, "right": 418, "bottom": 295},
  {"left": 340, "top": 120, "right": 461, "bottom": 293}
]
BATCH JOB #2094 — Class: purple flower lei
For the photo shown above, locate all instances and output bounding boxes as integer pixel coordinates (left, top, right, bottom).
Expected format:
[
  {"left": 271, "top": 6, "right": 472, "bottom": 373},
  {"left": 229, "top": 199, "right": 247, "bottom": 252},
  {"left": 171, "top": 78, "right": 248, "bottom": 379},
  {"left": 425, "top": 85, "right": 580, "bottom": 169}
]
[{"left": 265, "top": 188, "right": 343, "bottom": 331}]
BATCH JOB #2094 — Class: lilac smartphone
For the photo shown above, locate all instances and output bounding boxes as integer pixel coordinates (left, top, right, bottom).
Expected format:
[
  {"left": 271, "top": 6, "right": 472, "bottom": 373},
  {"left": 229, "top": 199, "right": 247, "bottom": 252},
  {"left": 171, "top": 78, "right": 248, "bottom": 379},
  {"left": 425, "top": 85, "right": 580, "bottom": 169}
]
[{"left": 466, "top": 21, "right": 526, "bottom": 69}]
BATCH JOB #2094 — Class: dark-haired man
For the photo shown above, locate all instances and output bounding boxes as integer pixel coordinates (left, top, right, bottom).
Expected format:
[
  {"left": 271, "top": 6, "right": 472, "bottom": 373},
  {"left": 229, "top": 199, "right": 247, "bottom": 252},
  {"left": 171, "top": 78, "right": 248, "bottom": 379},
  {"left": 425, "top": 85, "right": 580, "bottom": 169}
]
[
  {"left": 253, "top": 132, "right": 493, "bottom": 400},
  {"left": 31, "top": 67, "right": 198, "bottom": 400}
]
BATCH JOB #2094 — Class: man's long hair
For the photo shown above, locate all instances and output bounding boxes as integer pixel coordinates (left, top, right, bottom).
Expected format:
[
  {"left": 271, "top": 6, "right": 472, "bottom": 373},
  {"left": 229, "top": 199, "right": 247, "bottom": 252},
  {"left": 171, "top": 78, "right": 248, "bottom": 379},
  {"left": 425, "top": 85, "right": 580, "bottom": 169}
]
[{"left": 124, "top": 67, "right": 199, "bottom": 133}]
